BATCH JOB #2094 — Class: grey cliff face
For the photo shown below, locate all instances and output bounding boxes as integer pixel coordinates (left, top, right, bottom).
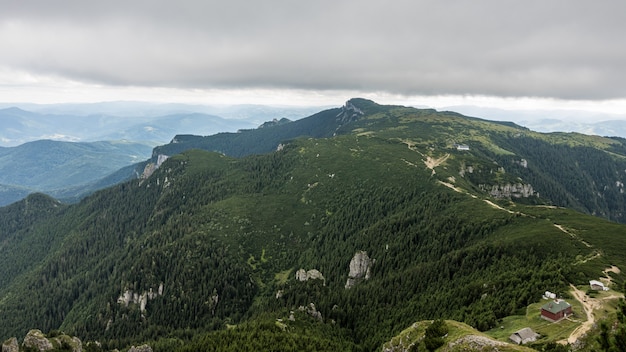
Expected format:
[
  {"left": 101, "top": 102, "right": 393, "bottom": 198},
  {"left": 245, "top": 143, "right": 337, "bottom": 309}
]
[
  {"left": 345, "top": 251, "right": 372, "bottom": 289},
  {"left": 295, "top": 268, "right": 325, "bottom": 285}
]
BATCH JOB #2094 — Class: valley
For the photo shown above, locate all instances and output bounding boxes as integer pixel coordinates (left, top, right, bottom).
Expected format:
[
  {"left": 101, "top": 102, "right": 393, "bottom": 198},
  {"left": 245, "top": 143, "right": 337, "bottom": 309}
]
[{"left": 1, "top": 99, "right": 626, "bottom": 351}]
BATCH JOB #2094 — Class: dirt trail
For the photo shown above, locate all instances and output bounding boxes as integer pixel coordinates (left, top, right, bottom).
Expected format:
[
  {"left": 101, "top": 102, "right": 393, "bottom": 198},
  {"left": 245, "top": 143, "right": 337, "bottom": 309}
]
[
  {"left": 601, "top": 265, "right": 622, "bottom": 286},
  {"left": 483, "top": 199, "right": 515, "bottom": 214},
  {"left": 554, "top": 224, "right": 592, "bottom": 247},
  {"left": 560, "top": 283, "right": 624, "bottom": 344},
  {"left": 564, "top": 285, "right": 596, "bottom": 344},
  {"left": 423, "top": 154, "right": 450, "bottom": 170}
]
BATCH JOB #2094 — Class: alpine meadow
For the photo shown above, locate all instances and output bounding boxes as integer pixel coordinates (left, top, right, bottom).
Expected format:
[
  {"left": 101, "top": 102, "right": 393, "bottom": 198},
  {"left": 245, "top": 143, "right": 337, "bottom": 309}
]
[{"left": 2, "top": 99, "right": 626, "bottom": 352}]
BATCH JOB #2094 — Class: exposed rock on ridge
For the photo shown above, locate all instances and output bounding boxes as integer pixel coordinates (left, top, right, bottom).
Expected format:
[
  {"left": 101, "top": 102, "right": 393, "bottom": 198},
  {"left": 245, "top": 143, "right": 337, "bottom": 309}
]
[
  {"left": 336, "top": 100, "right": 364, "bottom": 124},
  {"left": 117, "top": 283, "right": 164, "bottom": 312},
  {"left": 480, "top": 183, "right": 536, "bottom": 198},
  {"left": 141, "top": 154, "right": 169, "bottom": 179},
  {"left": 345, "top": 251, "right": 372, "bottom": 289},
  {"left": 22, "top": 330, "right": 53, "bottom": 352},
  {"left": 295, "top": 268, "right": 326, "bottom": 285}
]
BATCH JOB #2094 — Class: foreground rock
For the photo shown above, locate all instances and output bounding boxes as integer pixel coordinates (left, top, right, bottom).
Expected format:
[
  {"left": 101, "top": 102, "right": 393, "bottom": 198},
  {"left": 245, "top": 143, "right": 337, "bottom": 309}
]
[
  {"left": 22, "top": 330, "right": 54, "bottom": 351},
  {"left": 2, "top": 337, "right": 19, "bottom": 352},
  {"left": 128, "top": 344, "right": 153, "bottom": 352}
]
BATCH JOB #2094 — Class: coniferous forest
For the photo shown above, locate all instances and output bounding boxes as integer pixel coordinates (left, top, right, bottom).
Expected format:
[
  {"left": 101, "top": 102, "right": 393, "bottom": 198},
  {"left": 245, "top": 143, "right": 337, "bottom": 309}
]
[{"left": 1, "top": 99, "right": 626, "bottom": 351}]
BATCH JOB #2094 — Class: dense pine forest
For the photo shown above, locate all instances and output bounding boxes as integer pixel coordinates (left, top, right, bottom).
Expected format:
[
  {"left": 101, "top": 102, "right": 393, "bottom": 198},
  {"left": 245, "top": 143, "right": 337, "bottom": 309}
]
[{"left": 1, "top": 99, "right": 626, "bottom": 351}]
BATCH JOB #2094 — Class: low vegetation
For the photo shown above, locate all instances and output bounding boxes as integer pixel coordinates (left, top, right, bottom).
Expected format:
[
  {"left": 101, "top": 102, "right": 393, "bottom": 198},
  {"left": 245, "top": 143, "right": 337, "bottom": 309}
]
[{"left": 1, "top": 99, "right": 626, "bottom": 351}]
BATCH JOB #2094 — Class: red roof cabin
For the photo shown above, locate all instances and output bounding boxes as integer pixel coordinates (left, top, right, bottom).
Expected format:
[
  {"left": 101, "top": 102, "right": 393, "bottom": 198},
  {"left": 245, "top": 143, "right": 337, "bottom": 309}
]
[{"left": 541, "top": 299, "right": 572, "bottom": 322}]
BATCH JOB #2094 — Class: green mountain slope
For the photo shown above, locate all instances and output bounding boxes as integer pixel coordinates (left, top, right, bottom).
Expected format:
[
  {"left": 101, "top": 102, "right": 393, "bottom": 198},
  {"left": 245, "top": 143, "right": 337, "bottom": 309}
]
[
  {"left": 150, "top": 99, "right": 626, "bottom": 223},
  {"left": 0, "top": 100, "right": 625, "bottom": 351},
  {"left": 0, "top": 139, "right": 153, "bottom": 205}
]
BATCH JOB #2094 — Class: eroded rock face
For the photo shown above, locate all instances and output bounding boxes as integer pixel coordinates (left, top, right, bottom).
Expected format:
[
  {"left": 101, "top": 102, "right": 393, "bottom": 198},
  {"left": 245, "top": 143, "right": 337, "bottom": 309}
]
[
  {"left": 22, "top": 330, "right": 53, "bottom": 352},
  {"left": 298, "top": 303, "right": 323, "bottom": 322},
  {"left": 117, "top": 283, "right": 164, "bottom": 312},
  {"left": 345, "top": 251, "right": 372, "bottom": 289},
  {"left": 2, "top": 337, "right": 19, "bottom": 352},
  {"left": 295, "top": 269, "right": 325, "bottom": 285},
  {"left": 480, "top": 183, "right": 536, "bottom": 198},
  {"left": 51, "top": 335, "right": 82, "bottom": 352},
  {"left": 128, "top": 344, "right": 153, "bottom": 352}
]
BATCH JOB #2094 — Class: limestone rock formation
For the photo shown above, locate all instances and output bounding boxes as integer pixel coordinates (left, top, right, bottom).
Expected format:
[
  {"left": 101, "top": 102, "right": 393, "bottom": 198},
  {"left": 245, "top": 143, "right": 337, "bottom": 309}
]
[
  {"left": 117, "top": 283, "right": 164, "bottom": 312},
  {"left": 299, "top": 303, "right": 323, "bottom": 322},
  {"left": 345, "top": 251, "right": 372, "bottom": 289},
  {"left": 128, "top": 344, "right": 153, "bottom": 352},
  {"left": 295, "top": 268, "right": 326, "bottom": 285},
  {"left": 336, "top": 100, "right": 364, "bottom": 124},
  {"left": 140, "top": 154, "right": 169, "bottom": 179},
  {"left": 22, "top": 330, "right": 53, "bottom": 351},
  {"left": 480, "top": 183, "right": 536, "bottom": 198},
  {"left": 2, "top": 337, "right": 19, "bottom": 352},
  {"left": 52, "top": 335, "right": 82, "bottom": 352}
]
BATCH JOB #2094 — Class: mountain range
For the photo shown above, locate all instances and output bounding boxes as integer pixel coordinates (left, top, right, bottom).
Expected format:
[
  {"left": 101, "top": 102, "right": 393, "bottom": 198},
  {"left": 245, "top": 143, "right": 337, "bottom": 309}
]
[
  {"left": 0, "top": 103, "right": 324, "bottom": 147},
  {"left": 0, "top": 140, "right": 153, "bottom": 206},
  {"left": 1, "top": 99, "right": 625, "bottom": 351},
  {"left": 0, "top": 104, "right": 323, "bottom": 206}
]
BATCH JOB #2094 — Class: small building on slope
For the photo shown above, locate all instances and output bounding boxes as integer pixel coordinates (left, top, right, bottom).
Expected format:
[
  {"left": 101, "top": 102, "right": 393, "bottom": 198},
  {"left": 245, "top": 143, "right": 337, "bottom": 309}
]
[
  {"left": 541, "top": 299, "right": 572, "bottom": 322},
  {"left": 509, "top": 327, "right": 540, "bottom": 345},
  {"left": 590, "top": 280, "right": 609, "bottom": 291}
]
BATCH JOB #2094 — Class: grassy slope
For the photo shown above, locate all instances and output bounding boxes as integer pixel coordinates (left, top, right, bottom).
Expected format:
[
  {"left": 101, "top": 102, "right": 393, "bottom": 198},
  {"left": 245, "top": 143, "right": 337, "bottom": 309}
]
[
  {"left": 1, "top": 101, "right": 626, "bottom": 350},
  {"left": 383, "top": 320, "right": 535, "bottom": 352}
]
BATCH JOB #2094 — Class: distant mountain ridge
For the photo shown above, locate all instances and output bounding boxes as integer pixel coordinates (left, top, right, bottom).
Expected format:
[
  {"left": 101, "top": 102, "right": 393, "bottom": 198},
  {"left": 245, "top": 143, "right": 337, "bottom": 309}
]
[
  {"left": 0, "top": 99, "right": 625, "bottom": 351},
  {"left": 446, "top": 105, "right": 626, "bottom": 138},
  {"left": 0, "top": 103, "right": 321, "bottom": 205},
  {"left": 147, "top": 98, "right": 626, "bottom": 224},
  {"left": 0, "top": 140, "right": 153, "bottom": 206},
  {"left": 0, "top": 103, "right": 322, "bottom": 147}
]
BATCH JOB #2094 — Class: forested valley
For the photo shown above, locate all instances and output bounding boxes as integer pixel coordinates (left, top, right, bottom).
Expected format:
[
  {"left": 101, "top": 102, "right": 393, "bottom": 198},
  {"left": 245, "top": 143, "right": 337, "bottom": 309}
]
[{"left": 1, "top": 99, "right": 626, "bottom": 351}]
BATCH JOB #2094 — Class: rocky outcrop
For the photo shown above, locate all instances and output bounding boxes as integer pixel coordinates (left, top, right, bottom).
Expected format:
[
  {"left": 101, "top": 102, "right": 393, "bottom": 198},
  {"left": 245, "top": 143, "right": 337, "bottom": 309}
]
[
  {"left": 128, "top": 344, "right": 153, "bottom": 352},
  {"left": 447, "top": 334, "right": 508, "bottom": 350},
  {"left": 345, "top": 251, "right": 372, "bottom": 289},
  {"left": 336, "top": 100, "right": 364, "bottom": 124},
  {"left": 299, "top": 303, "right": 323, "bottom": 322},
  {"left": 141, "top": 154, "right": 169, "bottom": 179},
  {"left": 2, "top": 338, "right": 18, "bottom": 352},
  {"left": 51, "top": 335, "right": 82, "bottom": 352},
  {"left": 22, "top": 330, "right": 53, "bottom": 351},
  {"left": 295, "top": 269, "right": 326, "bottom": 285},
  {"left": 117, "top": 283, "right": 164, "bottom": 312},
  {"left": 480, "top": 183, "right": 536, "bottom": 198}
]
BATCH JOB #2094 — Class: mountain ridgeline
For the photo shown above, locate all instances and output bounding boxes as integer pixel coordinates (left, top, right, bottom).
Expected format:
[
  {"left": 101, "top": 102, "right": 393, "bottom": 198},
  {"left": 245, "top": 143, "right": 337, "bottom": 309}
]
[
  {"left": 1, "top": 99, "right": 626, "bottom": 351},
  {"left": 152, "top": 98, "right": 626, "bottom": 223}
]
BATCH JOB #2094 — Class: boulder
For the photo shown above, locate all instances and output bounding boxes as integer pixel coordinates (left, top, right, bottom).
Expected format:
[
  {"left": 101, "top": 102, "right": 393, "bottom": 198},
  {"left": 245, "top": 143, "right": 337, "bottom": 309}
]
[{"left": 22, "top": 330, "right": 53, "bottom": 351}]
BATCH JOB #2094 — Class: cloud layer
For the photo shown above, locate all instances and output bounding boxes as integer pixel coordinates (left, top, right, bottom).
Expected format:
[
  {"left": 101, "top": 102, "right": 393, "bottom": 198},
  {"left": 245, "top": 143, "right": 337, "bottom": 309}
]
[{"left": 2, "top": 0, "right": 626, "bottom": 100}]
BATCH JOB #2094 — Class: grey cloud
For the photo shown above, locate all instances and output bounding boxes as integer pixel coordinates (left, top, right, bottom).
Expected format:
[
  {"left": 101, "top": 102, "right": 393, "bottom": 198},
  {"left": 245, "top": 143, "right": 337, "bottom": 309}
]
[{"left": 2, "top": 0, "right": 626, "bottom": 100}]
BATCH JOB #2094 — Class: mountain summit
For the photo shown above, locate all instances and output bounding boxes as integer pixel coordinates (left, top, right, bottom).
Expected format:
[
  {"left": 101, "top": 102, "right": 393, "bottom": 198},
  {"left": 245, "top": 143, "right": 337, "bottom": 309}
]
[{"left": 0, "top": 99, "right": 625, "bottom": 351}]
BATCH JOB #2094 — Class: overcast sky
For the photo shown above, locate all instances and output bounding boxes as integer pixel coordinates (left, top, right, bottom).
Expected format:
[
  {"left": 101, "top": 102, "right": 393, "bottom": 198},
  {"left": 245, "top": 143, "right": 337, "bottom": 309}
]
[{"left": 2, "top": 0, "right": 626, "bottom": 117}]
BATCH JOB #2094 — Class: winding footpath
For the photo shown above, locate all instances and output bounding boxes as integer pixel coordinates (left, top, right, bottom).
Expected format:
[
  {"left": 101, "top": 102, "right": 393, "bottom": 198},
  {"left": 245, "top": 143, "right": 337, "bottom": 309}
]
[{"left": 560, "top": 282, "right": 624, "bottom": 345}]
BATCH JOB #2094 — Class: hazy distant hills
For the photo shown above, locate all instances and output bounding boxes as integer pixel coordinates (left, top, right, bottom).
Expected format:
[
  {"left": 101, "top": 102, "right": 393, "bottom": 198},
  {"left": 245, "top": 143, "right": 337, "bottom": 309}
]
[
  {"left": 0, "top": 102, "right": 324, "bottom": 147},
  {"left": 0, "top": 107, "right": 258, "bottom": 147},
  {"left": 0, "top": 140, "right": 153, "bottom": 206},
  {"left": 0, "top": 103, "right": 322, "bottom": 205},
  {"left": 446, "top": 105, "right": 626, "bottom": 138},
  {"left": 0, "top": 99, "right": 625, "bottom": 351}
]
